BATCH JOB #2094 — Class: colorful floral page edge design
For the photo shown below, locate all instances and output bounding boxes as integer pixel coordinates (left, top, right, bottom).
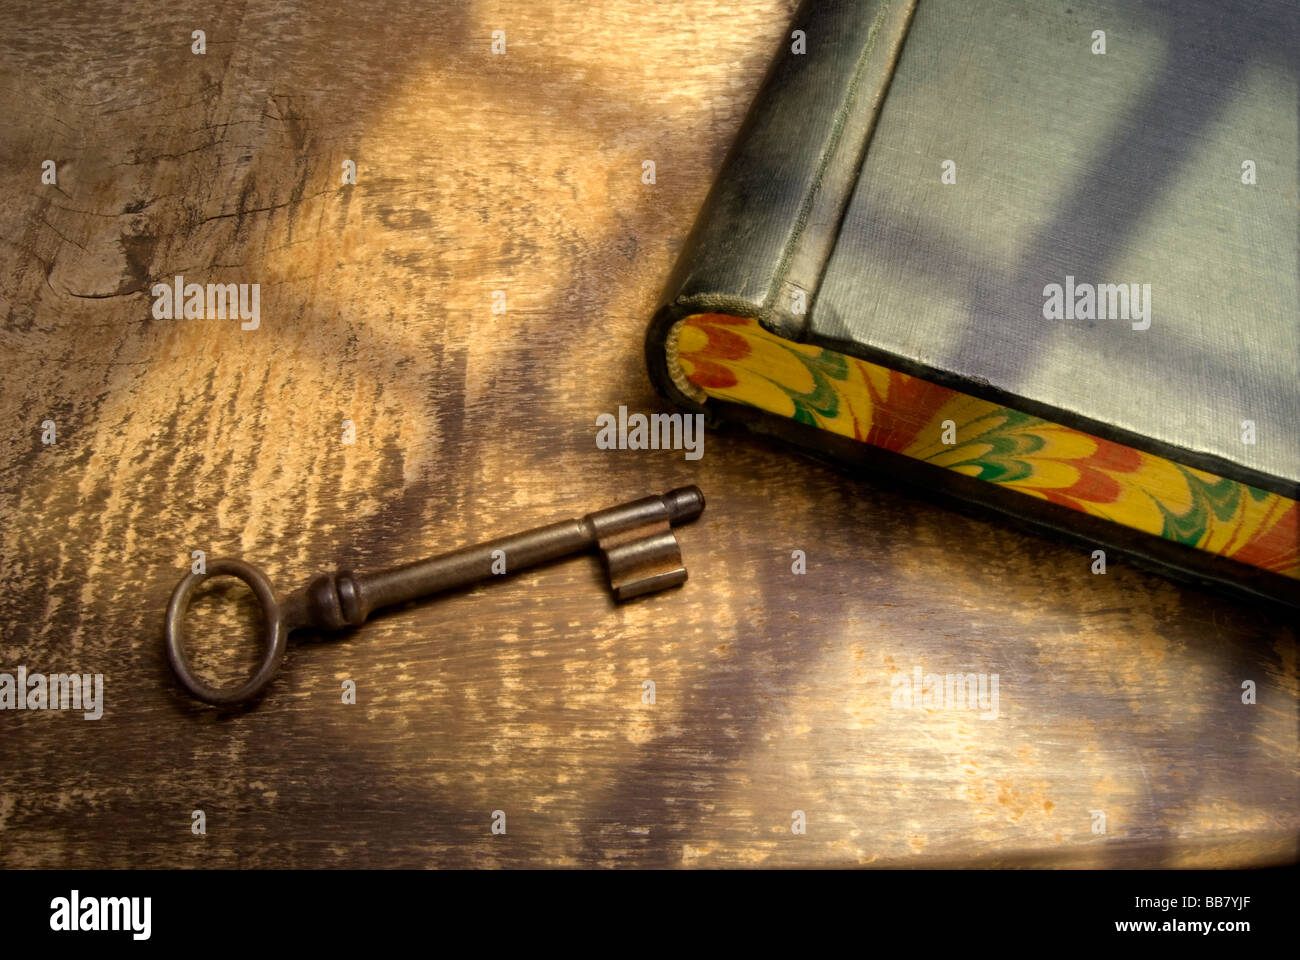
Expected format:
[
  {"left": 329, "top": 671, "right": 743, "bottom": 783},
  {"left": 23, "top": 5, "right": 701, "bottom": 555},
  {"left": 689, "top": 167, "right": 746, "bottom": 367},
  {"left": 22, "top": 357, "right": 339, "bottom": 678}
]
[{"left": 673, "top": 313, "right": 1298, "bottom": 580}]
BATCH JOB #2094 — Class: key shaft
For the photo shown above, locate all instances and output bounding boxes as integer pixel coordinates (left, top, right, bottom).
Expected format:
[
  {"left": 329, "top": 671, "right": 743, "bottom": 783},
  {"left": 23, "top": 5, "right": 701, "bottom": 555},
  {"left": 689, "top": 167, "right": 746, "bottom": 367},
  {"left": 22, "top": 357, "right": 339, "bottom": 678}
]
[{"left": 287, "top": 486, "right": 704, "bottom": 630}]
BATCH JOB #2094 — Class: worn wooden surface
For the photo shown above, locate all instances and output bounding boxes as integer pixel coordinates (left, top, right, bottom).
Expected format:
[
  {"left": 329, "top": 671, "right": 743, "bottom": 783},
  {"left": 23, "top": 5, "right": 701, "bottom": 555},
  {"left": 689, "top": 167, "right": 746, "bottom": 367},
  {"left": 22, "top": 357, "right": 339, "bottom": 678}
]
[{"left": 0, "top": 0, "right": 1295, "bottom": 869}]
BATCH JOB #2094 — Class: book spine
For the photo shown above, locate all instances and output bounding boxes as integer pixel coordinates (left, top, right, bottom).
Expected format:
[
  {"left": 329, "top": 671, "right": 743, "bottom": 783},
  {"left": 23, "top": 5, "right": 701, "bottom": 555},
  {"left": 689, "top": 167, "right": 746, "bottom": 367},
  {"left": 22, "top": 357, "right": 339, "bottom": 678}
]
[{"left": 655, "top": 0, "right": 918, "bottom": 340}]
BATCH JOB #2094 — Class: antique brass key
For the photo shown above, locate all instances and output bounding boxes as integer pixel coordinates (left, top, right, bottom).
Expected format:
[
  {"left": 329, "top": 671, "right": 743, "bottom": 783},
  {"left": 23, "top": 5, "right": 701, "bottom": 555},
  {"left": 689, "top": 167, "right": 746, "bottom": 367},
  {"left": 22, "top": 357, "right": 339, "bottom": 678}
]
[{"left": 165, "top": 486, "right": 705, "bottom": 707}]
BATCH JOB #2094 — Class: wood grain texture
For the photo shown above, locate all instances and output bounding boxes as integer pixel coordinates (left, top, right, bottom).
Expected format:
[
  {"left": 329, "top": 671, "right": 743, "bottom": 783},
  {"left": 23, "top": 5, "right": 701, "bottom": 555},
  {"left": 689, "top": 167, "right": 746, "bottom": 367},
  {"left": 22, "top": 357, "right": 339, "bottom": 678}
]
[{"left": 0, "top": 0, "right": 1295, "bottom": 869}]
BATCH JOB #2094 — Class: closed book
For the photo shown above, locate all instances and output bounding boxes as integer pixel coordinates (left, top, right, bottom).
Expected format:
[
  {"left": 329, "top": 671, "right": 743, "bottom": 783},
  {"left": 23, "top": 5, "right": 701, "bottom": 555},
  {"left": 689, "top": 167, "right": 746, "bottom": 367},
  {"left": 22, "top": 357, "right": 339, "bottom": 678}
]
[{"left": 646, "top": 0, "right": 1299, "bottom": 607}]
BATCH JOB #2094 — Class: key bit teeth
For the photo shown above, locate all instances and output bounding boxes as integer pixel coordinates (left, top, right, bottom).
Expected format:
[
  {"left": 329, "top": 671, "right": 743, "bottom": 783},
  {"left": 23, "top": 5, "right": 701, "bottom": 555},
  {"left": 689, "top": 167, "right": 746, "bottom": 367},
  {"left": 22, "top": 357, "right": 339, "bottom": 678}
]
[
  {"left": 586, "top": 485, "right": 703, "bottom": 601},
  {"left": 603, "top": 527, "right": 688, "bottom": 601}
]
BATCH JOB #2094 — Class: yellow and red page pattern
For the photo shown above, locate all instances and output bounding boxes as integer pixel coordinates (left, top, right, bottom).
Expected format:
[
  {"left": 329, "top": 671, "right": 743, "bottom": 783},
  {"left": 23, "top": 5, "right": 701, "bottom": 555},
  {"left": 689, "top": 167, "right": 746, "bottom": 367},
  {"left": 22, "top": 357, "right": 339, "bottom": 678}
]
[{"left": 672, "top": 313, "right": 1297, "bottom": 580}]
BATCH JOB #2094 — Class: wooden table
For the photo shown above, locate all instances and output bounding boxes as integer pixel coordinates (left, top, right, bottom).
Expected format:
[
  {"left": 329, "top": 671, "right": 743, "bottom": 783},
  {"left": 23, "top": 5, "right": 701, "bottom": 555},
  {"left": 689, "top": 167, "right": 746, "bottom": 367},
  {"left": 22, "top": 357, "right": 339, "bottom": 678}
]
[{"left": 1, "top": 0, "right": 1295, "bottom": 869}]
